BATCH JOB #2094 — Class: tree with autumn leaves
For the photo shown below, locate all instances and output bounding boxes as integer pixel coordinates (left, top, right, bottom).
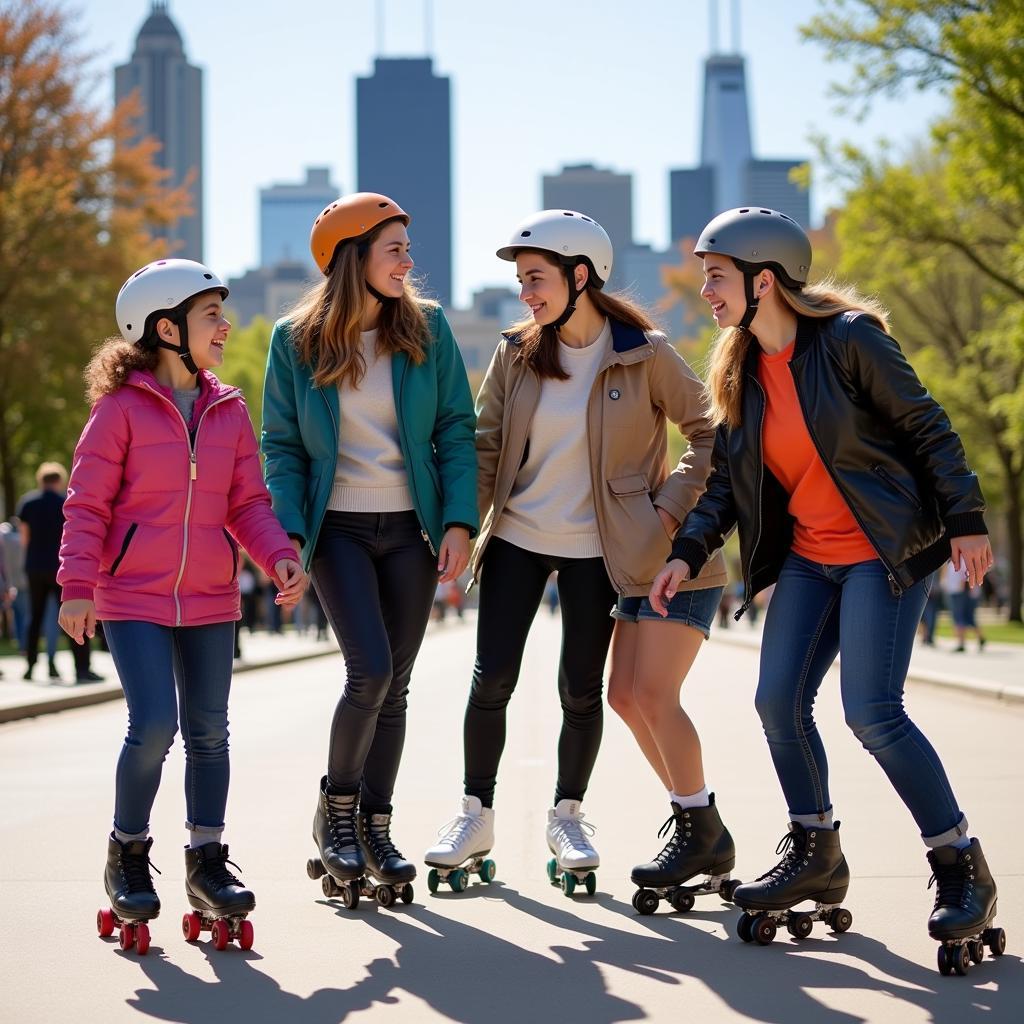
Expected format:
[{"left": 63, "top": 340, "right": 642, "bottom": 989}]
[{"left": 0, "top": 0, "right": 190, "bottom": 515}]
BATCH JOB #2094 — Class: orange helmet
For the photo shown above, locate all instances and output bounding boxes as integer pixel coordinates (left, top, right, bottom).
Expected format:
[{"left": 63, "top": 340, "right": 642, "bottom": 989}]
[{"left": 310, "top": 192, "right": 410, "bottom": 274}]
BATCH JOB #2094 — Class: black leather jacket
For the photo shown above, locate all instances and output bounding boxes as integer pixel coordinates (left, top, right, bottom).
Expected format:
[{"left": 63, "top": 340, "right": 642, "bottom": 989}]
[{"left": 671, "top": 312, "right": 986, "bottom": 617}]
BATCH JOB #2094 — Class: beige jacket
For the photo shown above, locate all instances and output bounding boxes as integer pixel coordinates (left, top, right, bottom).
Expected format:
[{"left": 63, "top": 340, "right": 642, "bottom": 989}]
[{"left": 471, "top": 319, "right": 728, "bottom": 597}]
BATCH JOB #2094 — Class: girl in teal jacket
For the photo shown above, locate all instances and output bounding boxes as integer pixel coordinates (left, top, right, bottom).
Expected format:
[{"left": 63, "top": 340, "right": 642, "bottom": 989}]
[{"left": 261, "top": 192, "right": 477, "bottom": 907}]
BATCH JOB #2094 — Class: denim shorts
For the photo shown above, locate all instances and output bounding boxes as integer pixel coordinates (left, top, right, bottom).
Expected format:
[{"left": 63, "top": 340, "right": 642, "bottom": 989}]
[{"left": 611, "top": 585, "right": 724, "bottom": 639}]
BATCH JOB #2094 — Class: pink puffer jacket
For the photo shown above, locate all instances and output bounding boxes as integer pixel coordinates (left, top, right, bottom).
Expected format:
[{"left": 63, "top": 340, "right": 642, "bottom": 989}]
[{"left": 58, "top": 370, "right": 297, "bottom": 627}]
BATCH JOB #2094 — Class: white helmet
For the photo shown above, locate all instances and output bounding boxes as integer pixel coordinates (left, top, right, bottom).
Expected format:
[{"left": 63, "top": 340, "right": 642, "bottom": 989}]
[
  {"left": 115, "top": 259, "right": 228, "bottom": 344},
  {"left": 496, "top": 210, "right": 613, "bottom": 288}
]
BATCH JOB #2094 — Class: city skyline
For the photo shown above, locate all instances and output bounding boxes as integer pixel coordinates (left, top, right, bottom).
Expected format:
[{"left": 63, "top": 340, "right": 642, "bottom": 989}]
[{"left": 89, "top": 1, "right": 947, "bottom": 307}]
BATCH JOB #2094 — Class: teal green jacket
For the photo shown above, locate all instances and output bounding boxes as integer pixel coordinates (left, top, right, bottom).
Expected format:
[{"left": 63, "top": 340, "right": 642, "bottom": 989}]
[{"left": 261, "top": 304, "right": 478, "bottom": 571}]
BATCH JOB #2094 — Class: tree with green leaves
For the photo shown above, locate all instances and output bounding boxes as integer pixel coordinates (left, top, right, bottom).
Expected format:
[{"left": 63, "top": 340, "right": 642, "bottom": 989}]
[{"left": 0, "top": 0, "right": 189, "bottom": 515}]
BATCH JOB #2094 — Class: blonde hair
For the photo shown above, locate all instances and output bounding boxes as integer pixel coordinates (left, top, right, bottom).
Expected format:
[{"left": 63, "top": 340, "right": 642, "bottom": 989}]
[
  {"left": 36, "top": 461, "right": 68, "bottom": 486},
  {"left": 288, "top": 221, "right": 431, "bottom": 388},
  {"left": 509, "top": 252, "right": 657, "bottom": 380},
  {"left": 706, "top": 274, "right": 890, "bottom": 428}
]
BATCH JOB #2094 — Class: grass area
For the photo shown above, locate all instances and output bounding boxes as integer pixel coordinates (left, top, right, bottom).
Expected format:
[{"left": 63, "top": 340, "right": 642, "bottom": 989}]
[{"left": 933, "top": 619, "right": 1024, "bottom": 644}]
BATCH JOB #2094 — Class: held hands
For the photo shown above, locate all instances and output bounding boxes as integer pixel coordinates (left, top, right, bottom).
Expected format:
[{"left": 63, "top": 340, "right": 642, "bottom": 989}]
[
  {"left": 649, "top": 559, "right": 691, "bottom": 617},
  {"left": 273, "top": 558, "right": 307, "bottom": 608},
  {"left": 950, "top": 535, "right": 994, "bottom": 590},
  {"left": 59, "top": 599, "right": 96, "bottom": 645},
  {"left": 438, "top": 527, "right": 470, "bottom": 584}
]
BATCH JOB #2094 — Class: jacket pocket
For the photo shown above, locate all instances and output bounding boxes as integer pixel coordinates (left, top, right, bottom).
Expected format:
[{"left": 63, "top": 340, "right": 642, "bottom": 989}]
[
  {"left": 871, "top": 464, "right": 922, "bottom": 511},
  {"left": 222, "top": 528, "right": 239, "bottom": 583},
  {"left": 109, "top": 523, "right": 139, "bottom": 577},
  {"left": 606, "top": 474, "right": 650, "bottom": 498}
]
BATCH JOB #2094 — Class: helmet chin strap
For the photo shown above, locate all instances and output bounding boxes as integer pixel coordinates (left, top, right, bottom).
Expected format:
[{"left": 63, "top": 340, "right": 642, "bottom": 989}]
[
  {"left": 552, "top": 261, "right": 584, "bottom": 331},
  {"left": 739, "top": 271, "right": 760, "bottom": 331},
  {"left": 365, "top": 281, "right": 393, "bottom": 304},
  {"left": 156, "top": 313, "right": 200, "bottom": 375}
]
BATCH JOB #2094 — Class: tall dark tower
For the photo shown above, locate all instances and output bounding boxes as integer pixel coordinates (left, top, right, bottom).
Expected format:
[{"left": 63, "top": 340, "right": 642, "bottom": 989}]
[
  {"left": 357, "top": 57, "right": 452, "bottom": 307},
  {"left": 115, "top": 1, "right": 204, "bottom": 260}
]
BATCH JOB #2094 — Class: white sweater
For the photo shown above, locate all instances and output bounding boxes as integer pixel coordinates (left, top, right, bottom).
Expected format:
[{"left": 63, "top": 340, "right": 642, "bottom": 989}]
[
  {"left": 493, "top": 321, "right": 610, "bottom": 558},
  {"left": 329, "top": 330, "right": 414, "bottom": 513}
]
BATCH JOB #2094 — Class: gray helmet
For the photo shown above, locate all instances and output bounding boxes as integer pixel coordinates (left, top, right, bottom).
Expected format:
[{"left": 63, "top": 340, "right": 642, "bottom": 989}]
[{"left": 695, "top": 207, "right": 811, "bottom": 288}]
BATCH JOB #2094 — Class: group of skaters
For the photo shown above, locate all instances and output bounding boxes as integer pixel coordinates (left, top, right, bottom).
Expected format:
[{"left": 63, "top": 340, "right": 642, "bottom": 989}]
[{"left": 54, "top": 191, "right": 1002, "bottom": 973}]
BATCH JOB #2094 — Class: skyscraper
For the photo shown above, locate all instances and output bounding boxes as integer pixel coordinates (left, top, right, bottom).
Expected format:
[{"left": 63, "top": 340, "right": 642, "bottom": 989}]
[
  {"left": 541, "top": 164, "right": 634, "bottom": 281},
  {"left": 260, "top": 167, "right": 339, "bottom": 270},
  {"left": 114, "top": 1, "right": 203, "bottom": 260},
  {"left": 357, "top": 58, "right": 452, "bottom": 307}
]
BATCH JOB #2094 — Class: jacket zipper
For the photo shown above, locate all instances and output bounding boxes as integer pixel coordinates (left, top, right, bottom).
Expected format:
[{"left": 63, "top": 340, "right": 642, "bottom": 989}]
[
  {"left": 789, "top": 366, "right": 904, "bottom": 596},
  {"left": 585, "top": 364, "right": 624, "bottom": 594},
  {"left": 396, "top": 359, "right": 437, "bottom": 558},
  {"left": 142, "top": 384, "right": 239, "bottom": 624},
  {"left": 872, "top": 464, "right": 922, "bottom": 511},
  {"left": 736, "top": 380, "right": 766, "bottom": 620}
]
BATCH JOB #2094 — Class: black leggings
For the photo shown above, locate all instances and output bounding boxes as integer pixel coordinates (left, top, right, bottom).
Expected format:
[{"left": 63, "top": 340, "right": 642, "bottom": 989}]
[
  {"left": 311, "top": 510, "right": 437, "bottom": 812},
  {"left": 464, "top": 536, "right": 616, "bottom": 808}
]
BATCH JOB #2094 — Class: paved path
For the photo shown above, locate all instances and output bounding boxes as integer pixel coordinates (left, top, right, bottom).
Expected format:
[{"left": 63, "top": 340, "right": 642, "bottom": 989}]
[{"left": 2, "top": 612, "right": 1020, "bottom": 1023}]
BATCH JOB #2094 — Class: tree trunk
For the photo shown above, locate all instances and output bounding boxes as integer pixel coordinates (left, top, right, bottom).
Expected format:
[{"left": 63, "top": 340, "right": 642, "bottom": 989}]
[{"left": 1004, "top": 465, "right": 1023, "bottom": 623}]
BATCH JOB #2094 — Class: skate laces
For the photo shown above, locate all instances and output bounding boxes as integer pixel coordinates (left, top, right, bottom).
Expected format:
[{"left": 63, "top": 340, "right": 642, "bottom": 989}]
[
  {"left": 436, "top": 812, "right": 482, "bottom": 848},
  {"left": 928, "top": 861, "right": 966, "bottom": 909},
  {"left": 366, "top": 815, "right": 404, "bottom": 860},
  {"left": 325, "top": 794, "right": 360, "bottom": 851},
  {"left": 551, "top": 814, "right": 596, "bottom": 855},
  {"left": 204, "top": 849, "right": 244, "bottom": 889},
  {"left": 756, "top": 830, "right": 804, "bottom": 885},
  {"left": 121, "top": 848, "right": 161, "bottom": 893}
]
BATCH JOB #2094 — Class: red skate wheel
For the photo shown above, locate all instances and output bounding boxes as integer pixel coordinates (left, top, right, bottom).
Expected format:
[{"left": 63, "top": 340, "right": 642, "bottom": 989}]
[
  {"left": 135, "top": 922, "right": 151, "bottom": 955},
  {"left": 238, "top": 919, "right": 254, "bottom": 951},
  {"left": 211, "top": 918, "right": 230, "bottom": 951},
  {"left": 182, "top": 912, "right": 202, "bottom": 942},
  {"left": 119, "top": 923, "right": 135, "bottom": 951},
  {"left": 97, "top": 908, "right": 116, "bottom": 938}
]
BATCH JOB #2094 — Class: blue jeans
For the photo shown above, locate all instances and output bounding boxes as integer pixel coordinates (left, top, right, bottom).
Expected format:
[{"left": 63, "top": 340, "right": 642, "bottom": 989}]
[
  {"left": 105, "top": 620, "right": 235, "bottom": 837},
  {"left": 757, "top": 554, "right": 966, "bottom": 842}
]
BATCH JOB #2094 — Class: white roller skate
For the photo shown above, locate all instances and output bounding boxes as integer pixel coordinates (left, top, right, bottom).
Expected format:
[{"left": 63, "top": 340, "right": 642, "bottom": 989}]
[
  {"left": 546, "top": 799, "right": 599, "bottom": 897},
  {"left": 424, "top": 795, "right": 496, "bottom": 893}
]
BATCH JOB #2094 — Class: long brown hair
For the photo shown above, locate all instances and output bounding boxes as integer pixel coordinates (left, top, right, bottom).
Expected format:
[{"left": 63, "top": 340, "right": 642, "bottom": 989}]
[
  {"left": 510, "top": 251, "right": 657, "bottom": 380},
  {"left": 84, "top": 338, "right": 159, "bottom": 405},
  {"left": 706, "top": 271, "right": 890, "bottom": 429},
  {"left": 288, "top": 220, "right": 431, "bottom": 388}
]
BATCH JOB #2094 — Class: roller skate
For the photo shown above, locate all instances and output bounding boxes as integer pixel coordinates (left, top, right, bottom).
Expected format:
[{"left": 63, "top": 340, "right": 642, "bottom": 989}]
[
  {"left": 733, "top": 821, "right": 853, "bottom": 945},
  {"left": 546, "top": 799, "right": 599, "bottom": 897},
  {"left": 424, "top": 795, "right": 497, "bottom": 893},
  {"left": 96, "top": 834, "right": 161, "bottom": 955},
  {"left": 181, "top": 842, "right": 255, "bottom": 950},
  {"left": 928, "top": 838, "right": 1005, "bottom": 976},
  {"left": 348, "top": 810, "right": 416, "bottom": 908},
  {"left": 306, "top": 777, "right": 366, "bottom": 909},
  {"left": 631, "top": 794, "right": 741, "bottom": 915}
]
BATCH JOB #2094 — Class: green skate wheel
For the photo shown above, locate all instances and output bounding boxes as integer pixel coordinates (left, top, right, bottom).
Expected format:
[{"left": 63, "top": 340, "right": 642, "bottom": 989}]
[
  {"left": 449, "top": 868, "right": 468, "bottom": 893},
  {"left": 547, "top": 858, "right": 558, "bottom": 884},
  {"left": 584, "top": 871, "right": 597, "bottom": 896},
  {"left": 561, "top": 872, "right": 577, "bottom": 896},
  {"left": 480, "top": 859, "right": 496, "bottom": 884},
  {"left": 427, "top": 869, "right": 440, "bottom": 894}
]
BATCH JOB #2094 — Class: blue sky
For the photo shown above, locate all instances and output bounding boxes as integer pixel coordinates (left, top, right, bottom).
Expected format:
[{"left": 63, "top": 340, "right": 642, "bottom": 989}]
[{"left": 82, "top": 0, "right": 946, "bottom": 306}]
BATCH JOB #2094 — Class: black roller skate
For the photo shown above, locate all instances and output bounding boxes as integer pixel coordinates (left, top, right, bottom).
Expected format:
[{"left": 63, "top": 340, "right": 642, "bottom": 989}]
[
  {"left": 928, "top": 838, "right": 1005, "bottom": 976},
  {"left": 182, "top": 842, "right": 255, "bottom": 951},
  {"left": 97, "top": 834, "right": 161, "bottom": 955},
  {"left": 351, "top": 810, "right": 416, "bottom": 908},
  {"left": 733, "top": 821, "right": 853, "bottom": 945},
  {"left": 306, "top": 776, "right": 366, "bottom": 910},
  {"left": 631, "top": 794, "right": 741, "bottom": 915}
]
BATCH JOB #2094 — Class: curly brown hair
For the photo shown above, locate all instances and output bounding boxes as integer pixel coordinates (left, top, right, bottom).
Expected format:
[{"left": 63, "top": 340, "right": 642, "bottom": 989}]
[{"left": 83, "top": 337, "right": 159, "bottom": 405}]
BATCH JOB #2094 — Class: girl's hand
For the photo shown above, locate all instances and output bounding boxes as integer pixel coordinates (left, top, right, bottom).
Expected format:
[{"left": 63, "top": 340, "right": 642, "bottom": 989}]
[
  {"left": 273, "top": 559, "right": 307, "bottom": 608},
  {"left": 59, "top": 599, "right": 96, "bottom": 645},
  {"left": 656, "top": 506, "right": 680, "bottom": 540},
  {"left": 649, "top": 559, "right": 691, "bottom": 617},
  {"left": 950, "top": 535, "right": 993, "bottom": 589},
  {"left": 438, "top": 527, "right": 470, "bottom": 583}
]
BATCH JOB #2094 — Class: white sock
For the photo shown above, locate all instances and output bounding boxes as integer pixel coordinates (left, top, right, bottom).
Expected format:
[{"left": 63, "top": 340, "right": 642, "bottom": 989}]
[
  {"left": 189, "top": 830, "right": 223, "bottom": 849},
  {"left": 792, "top": 810, "right": 835, "bottom": 829},
  {"left": 669, "top": 786, "right": 710, "bottom": 810},
  {"left": 947, "top": 834, "right": 971, "bottom": 851},
  {"left": 114, "top": 827, "right": 148, "bottom": 845}
]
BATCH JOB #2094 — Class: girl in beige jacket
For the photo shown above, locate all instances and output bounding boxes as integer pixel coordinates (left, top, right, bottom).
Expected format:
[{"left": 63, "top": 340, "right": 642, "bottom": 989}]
[{"left": 424, "top": 211, "right": 729, "bottom": 902}]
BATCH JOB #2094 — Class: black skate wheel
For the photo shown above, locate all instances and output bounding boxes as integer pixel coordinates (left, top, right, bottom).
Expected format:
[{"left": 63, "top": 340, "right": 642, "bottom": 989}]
[
  {"left": 182, "top": 911, "right": 202, "bottom": 942},
  {"left": 968, "top": 939, "right": 984, "bottom": 964},
  {"left": 306, "top": 858, "right": 325, "bottom": 880},
  {"left": 211, "top": 918, "right": 230, "bottom": 951},
  {"left": 97, "top": 908, "right": 116, "bottom": 938},
  {"left": 787, "top": 912, "right": 814, "bottom": 940},
  {"left": 375, "top": 884, "right": 396, "bottom": 908},
  {"left": 401, "top": 883, "right": 414, "bottom": 905},
  {"left": 720, "top": 879, "right": 741, "bottom": 903},
  {"left": 321, "top": 875, "right": 339, "bottom": 898},
  {"left": 340, "top": 881, "right": 360, "bottom": 910},
  {"left": 427, "top": 869, "right": 440, "bottom": 894},
  {"left": 952, "top": 943, "right": 970, "bottom": 976},
  {"left": 736, "top": 913, "right": 754, "bottom": 943},
  {"left": 983, "top": 927, "right": 1006, "bottom": 956},
  {"left": 670, "top": 890, "right": 695, "bottom": 914},
  {"left": 752, "top": 914, "right": 777, "bottom": 946},
  {"left": 829, "top": 907, "right": 853, "bottom": 934},
  {"left": 635, "top": 889, "right": 659, "bottom": 916},
  {"left": 937, "top": 945, "right": 953, "bottom": 976}
]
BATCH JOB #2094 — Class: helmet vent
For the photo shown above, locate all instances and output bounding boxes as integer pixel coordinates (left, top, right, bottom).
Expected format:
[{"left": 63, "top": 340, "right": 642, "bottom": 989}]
[
  {"left": 126, "top": 323, "right": 132, "bottom": 330},
  {"left": 520, "top": 230, "right": 531, "bottom": 237},
  {"left": 760, "top": 209, "right": 772, "bottom": 215},
  {"left": 562, "top": 211, "right": 574, "bottom": 216},
  {"left": 581, "top": 216, "right": 594, "bottom": 223},
  {"left": 203, "top": 273, "right": 212, "bottom": 280},
  {"left": 739, "top": 208, "right": 749, "bottom": 214},
  {"left": 378, "top": 202, "right": 389, "bottom": 208}
]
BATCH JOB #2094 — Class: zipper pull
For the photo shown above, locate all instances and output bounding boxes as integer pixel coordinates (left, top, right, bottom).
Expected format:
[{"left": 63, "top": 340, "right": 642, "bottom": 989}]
[
  {"left": 421, "top": 530, "right": 437, "bottom": 558},
  {"left": 190, "top": 454, "right": 197, "bottom": 480}
]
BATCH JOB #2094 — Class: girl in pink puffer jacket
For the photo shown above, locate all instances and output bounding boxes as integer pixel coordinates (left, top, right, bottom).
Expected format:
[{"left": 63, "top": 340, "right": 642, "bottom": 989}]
[{"left": 58, "top": 259, "right": 306, "bottom": 955}]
